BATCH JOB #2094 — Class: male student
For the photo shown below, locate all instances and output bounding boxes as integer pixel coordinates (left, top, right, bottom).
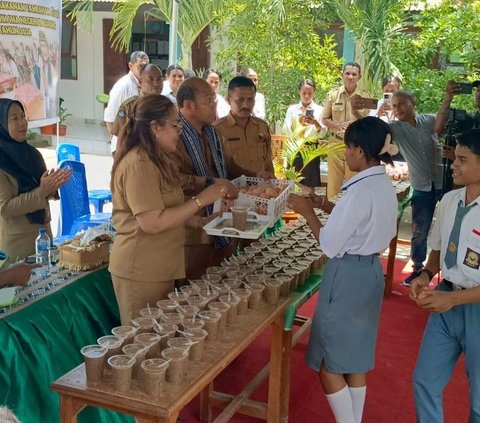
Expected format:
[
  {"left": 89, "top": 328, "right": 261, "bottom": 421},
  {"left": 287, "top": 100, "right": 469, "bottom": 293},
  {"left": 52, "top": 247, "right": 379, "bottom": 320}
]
[{"left": 409, "top": 128, "right": 480, "bottom": 422}]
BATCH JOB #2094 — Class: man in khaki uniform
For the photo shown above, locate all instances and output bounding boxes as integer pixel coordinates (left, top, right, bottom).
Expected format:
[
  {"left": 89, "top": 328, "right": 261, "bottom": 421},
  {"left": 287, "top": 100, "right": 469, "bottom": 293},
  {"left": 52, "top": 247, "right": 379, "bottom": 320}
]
[
  {"left": 110, "top": 64, "right": 163, "bottom": 137},
  {"left": 214, "top": 76, "right": 275, "bottom": 176},
  {"left": 322, "top": 62, "right": 372, "bottom": 199}
]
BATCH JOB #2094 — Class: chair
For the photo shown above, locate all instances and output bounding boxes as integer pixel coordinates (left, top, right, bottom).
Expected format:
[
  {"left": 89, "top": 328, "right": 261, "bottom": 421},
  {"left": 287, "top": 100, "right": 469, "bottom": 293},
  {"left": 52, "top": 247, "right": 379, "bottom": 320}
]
[
  {"left": 57, "top": 160, "right": 111, "bottom": 236},
  {"left": 56, "top": 143, "right": 112, "bottom": 213}
]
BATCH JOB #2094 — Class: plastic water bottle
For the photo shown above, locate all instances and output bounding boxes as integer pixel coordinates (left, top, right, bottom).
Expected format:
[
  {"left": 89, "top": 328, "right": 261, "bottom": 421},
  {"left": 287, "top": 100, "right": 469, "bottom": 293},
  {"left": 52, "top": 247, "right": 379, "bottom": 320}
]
[{"left": 35, "top": 228, "right": 50, "bottom": 265}]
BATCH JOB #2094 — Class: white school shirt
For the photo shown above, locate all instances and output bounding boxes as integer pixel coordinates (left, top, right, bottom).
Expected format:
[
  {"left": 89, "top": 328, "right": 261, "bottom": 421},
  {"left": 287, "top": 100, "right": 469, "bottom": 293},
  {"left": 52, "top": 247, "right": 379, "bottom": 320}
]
[
  {"left": 216, "top": 93, "right": 230, "bottom": 119},
  {"left": 253, "top": 92, "right": 266, "bottom": 119},
  {"left": 319, "top": 166, "right": 398, "bottom": 258},
  {"left": 104, "top": 72, "right": 140, "bottom": 152},
  {"left": 429, "top": 187, "right": 480, "bottom": 288},
  {"left": 284, "top": 101, "right": 324, "bottom": 136}
]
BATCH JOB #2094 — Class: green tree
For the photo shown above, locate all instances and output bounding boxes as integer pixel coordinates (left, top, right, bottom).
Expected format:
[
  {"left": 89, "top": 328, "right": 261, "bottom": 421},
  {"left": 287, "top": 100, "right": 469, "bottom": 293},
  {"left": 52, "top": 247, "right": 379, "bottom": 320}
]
[
  {"left": 389, "top": 0, "right": 480, "bottom": 113},
  {"left": 64, "top": 0, "right": 224, "bottom": 69},
  {"left": 324, "top": 0, "right": 409, "bottom": 90},
  {"left": 213, "top": 0, "right": 342, "bottom": 126}
]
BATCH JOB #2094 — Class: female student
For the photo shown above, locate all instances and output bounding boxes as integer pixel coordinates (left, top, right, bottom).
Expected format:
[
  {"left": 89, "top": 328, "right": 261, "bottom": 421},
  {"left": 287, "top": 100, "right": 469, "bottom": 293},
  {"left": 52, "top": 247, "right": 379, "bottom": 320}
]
[{"left": 288, "top": 116, "right": 398, "bottom": 423}]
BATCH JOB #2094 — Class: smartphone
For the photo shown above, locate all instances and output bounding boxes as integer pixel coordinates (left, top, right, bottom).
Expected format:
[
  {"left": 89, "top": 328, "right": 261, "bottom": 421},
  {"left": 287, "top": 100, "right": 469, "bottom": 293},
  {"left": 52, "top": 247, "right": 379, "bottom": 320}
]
[
  {"left": 361, "top": 97, "right": 379, "bottom": 109},
  {"left": 458, "top": 82, "right": 473, "bottom": 94},
  {"left": 383, "top": 92, "right": 393, "bottom": 104},
  {"left": 305, "top": 109, "right": 314, "bottom": 118}
]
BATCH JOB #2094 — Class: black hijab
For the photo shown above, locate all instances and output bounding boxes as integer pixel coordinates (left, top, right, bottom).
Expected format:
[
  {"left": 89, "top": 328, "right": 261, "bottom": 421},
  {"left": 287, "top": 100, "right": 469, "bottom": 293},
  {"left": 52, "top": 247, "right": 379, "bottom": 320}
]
[{"left": 0, "top": 99, "right": 47, "bottom": 224}]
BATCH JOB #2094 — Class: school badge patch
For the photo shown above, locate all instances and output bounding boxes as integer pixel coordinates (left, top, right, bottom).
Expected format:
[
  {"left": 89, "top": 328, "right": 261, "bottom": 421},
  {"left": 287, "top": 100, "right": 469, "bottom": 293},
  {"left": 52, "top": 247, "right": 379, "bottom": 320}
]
[
  {"left": 448, "top": 241, "right": 456, "bottom": 253},
  {"left": 464, "top": 247, "right": 480, "bottom": 270}
]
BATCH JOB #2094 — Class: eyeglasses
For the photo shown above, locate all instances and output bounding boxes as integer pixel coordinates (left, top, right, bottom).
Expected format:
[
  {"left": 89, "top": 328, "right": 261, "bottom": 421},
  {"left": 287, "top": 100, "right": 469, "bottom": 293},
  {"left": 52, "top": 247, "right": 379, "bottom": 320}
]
[{"left": 169, "top": 120, "right": 183, "bottom": 130}]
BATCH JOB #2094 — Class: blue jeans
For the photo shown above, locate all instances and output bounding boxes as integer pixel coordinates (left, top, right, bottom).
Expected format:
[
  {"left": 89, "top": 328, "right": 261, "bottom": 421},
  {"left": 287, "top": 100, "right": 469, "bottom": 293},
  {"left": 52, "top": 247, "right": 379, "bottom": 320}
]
[
  {"left": 413, "top": 281, "right": 480, "bottom": 422},
  {"left": 411, "top": 188, "right": 442, "bottom": 269}
]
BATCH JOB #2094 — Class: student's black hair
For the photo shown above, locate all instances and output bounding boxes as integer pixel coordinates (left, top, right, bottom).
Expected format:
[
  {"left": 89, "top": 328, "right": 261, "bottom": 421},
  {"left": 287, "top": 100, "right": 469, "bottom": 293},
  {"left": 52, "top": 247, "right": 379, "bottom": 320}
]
[
  {"left": 344, "top": 116, "right": 394, "bottom": 165},
  {"left": 228, "top": 76, "right": 256, "bottom": 94},
  {"left": 342, "top": 62, "right": 361, "bottom": 73},
  {"left": 203, "top": 68, "right": 222, "bottom": 80},
  {"left": 382, "top": 75, "right": 401, "bottom": 89},
  {"left": 456, "top": 128, "right": 480, "bottom": 156},
  {"left": 166, "top": 64, "right": 184, "bottom": 76},
  {"left": 298, "top": 78, "right": 316, "bottom": 92}
]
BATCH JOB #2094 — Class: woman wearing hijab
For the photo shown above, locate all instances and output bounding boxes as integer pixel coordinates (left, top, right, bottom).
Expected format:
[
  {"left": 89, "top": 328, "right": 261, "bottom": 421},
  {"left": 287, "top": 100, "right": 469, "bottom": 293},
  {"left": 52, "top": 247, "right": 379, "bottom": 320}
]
[{"left": 0, "top": 99, "right": 71, "bottom": 259}]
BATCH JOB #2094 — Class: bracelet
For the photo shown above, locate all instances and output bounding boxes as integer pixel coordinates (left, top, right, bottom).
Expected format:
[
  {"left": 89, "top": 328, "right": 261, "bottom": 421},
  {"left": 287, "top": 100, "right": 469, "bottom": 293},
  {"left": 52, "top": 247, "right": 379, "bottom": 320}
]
[
  {"left": 420, "top": 268, "right": 434, "bottom": 281},
  {"left": 192, "top": 196, "right": 202, "bottom": 210}
]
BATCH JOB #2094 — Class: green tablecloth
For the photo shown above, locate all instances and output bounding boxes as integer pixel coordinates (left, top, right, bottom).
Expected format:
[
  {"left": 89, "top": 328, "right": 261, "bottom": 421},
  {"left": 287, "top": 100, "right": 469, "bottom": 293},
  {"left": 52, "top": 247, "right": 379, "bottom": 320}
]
[{"left": 0, "top": 268, "right": 133, "bottom": 423}]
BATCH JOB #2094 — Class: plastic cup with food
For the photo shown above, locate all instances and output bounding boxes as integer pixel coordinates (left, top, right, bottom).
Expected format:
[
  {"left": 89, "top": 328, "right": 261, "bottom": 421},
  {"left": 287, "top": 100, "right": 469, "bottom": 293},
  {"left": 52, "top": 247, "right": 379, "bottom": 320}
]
[
  {"left": 108, "top": 354, "right": 134, "bottom": 392},
  {"left": 141, "top": 358, "right": 169, "bottom": 396},
  {"left": 81, "top": 344, "right": 107, "bottom": 383}
]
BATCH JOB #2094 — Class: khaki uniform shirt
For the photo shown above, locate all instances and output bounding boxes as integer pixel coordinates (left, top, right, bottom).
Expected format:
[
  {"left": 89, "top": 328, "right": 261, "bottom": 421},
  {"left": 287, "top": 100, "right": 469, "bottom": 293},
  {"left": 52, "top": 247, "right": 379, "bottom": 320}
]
[
  {"left": 0, "top": 169, "right": 52, "bottom": 259},
  {"left": 109, "top": 148, "right": 185, "bottom": 281},
  {"left": 214, "top": 113, "right": 274, "bottom": 175},
  {"left": 170, "top": 125, "right": 252, "bottom": 246},
  {"left": 110, "top": 95, "right": 138, "bottom": 137},
  {"left": 322, "top": 85, "right": 372, "bottom": 139}
]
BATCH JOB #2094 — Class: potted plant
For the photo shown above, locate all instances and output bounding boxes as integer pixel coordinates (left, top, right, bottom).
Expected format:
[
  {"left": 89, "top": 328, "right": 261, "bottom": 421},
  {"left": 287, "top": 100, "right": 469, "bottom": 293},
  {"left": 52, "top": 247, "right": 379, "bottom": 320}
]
[
  {"left": 273, "top": 118, "right": 343, "bottom": 184},
  {"left": 40, "top": 97, "right": 72, "bottom": 136}
]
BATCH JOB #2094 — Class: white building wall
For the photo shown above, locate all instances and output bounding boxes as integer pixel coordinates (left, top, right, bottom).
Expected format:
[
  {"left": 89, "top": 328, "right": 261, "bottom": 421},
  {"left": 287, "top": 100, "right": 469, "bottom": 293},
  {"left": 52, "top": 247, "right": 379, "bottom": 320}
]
[{"left": 59, "top": 11, "right": 115, "bottom": 122}]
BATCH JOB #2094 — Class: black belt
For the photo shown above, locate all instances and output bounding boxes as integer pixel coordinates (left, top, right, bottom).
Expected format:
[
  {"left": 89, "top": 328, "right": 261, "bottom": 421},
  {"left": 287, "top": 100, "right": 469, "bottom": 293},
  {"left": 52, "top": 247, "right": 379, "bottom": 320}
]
[{"left": 443, "top": 279, "right": 466, "bottom": 290}]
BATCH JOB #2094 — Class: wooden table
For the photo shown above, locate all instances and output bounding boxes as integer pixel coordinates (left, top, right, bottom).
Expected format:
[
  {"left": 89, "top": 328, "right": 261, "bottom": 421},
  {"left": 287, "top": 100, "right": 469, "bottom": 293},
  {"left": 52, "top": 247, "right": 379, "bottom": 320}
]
[{"left": 51, "top": 298, "right": 289, "bottom": 423}]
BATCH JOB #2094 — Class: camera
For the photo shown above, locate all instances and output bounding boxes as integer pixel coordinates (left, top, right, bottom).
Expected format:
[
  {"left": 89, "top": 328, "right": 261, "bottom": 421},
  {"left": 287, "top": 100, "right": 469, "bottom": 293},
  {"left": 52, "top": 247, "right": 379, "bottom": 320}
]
[{"left": 456, "top": 80, "right": 480, "bottom": 95}]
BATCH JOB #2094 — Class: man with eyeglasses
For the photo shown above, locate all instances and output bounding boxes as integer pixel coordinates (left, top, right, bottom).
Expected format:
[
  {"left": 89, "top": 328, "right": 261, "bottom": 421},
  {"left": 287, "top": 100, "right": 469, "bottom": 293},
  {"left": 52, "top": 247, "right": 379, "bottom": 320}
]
[{"left": 171, "top": 77, "right": 252, "bottom": 279}]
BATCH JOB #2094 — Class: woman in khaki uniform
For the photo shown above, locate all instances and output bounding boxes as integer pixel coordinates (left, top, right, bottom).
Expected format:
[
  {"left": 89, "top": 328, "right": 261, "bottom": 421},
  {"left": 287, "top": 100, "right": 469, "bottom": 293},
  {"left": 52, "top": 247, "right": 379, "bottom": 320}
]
[
  {"left": 109, "top": 94, "right": 234, "bottom": 325},
  {"left": 0, "top": 99, "right": 71, "bottom": 259}
]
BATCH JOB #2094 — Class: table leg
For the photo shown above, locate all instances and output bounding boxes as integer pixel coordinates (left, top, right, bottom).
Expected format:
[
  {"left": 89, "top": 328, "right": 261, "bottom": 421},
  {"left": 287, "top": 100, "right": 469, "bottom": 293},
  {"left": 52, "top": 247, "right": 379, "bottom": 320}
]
[
  {"left": 199, "top": 382, "right": 213, "bottom": 423},
  {"left": 385, "top": 232, "right": 399, "bottom": 295},
  {"left": 59, "top": 394, "right": 85, "bottom": 423},
  {"left": 267, "top": 317, "right": 284, "bottom": 422},
  {"left": 279, "top": 329, "right": 293, "bottom": 423}
]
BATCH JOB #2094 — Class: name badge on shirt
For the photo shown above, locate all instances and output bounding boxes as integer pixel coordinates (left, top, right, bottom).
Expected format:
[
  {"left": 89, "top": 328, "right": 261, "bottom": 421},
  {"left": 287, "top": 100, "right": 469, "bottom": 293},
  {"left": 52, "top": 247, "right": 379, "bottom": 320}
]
[{"left": 463, "top": 247, "right": 480, "bottom": 270}]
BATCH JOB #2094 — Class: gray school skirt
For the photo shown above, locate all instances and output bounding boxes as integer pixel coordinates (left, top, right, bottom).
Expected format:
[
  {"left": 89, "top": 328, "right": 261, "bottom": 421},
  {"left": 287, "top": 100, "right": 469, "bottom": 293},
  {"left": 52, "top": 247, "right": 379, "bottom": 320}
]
[{"left": 306, "top": 253, "right": 384, "bottom": 374}]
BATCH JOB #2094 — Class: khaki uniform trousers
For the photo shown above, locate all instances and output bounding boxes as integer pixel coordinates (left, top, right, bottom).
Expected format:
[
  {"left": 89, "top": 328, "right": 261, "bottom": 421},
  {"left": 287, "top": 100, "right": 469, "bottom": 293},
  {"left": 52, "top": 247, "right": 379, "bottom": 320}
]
[
  {"left": 111, "top": 275, "right": 174, "bottom": 325},
  {"left": 327, "top": 145, "right": 356, "bottom": 200}
]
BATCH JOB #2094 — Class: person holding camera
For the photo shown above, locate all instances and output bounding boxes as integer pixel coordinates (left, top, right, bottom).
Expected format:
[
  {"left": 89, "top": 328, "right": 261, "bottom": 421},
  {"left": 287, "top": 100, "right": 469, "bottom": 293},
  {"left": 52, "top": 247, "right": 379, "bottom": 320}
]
[
  {"left": 409, "top": 128, "right": 480, "bottom": 423},
  {"left": 370, "top": 75, "right": 401, "bottom": 122},
  {"left": 434, "top": 80, "right": 480, "bottom": 163},
  {"left": 389, "top": 90, "right": 445, "bottom": 286},
  {"left": 284, "top": 78, "right": 327, "bottom": 186}
]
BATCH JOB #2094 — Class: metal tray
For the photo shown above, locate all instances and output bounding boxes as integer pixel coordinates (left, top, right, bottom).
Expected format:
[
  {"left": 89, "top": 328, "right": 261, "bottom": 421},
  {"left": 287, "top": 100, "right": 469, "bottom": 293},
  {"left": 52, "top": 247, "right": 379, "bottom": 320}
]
[{"left": 203, "top": 212, "right": 272, "bottom": 239}]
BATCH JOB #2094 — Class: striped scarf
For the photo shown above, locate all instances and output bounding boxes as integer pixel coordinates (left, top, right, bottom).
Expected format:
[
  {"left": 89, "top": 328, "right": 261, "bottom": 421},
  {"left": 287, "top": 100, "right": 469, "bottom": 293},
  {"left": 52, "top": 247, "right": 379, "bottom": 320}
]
[{"left": 179, "top": 113, "right": 230, "bottom": 249}]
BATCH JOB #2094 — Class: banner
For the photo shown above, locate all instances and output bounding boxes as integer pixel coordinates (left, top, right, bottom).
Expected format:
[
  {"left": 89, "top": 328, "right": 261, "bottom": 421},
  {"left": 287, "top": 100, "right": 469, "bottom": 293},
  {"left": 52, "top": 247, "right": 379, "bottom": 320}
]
[{"left": 0, "top": 1, "right": 62, "bottom": 128}]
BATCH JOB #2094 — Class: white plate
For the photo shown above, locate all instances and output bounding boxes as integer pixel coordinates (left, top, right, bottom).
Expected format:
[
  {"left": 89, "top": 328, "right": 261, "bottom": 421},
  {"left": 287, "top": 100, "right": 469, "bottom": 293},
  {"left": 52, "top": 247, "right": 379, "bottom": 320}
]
[{"left": 203, "top": 212, "right": 272, "bottom": 239}]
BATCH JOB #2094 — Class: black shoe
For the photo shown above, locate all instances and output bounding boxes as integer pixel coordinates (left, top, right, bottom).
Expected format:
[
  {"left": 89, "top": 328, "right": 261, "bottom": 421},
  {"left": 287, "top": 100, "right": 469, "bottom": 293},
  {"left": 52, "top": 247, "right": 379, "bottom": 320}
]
[{"left": 403, "top": 269, "right": 422, "bottom": 287}]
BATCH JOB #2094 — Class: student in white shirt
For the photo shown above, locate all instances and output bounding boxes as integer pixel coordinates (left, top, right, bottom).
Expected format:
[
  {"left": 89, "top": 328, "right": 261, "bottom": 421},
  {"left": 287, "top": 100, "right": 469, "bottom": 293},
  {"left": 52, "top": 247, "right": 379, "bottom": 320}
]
[
  {"left": 284, "top": 78, "right": 326, "bottom": 186},
  {"left": 409, "top": 128, "right": 480, "bottom": 423},
  {"left": 203, "top": 68, "right": 230, "bottom": 119},
  {"left": 369, "top": 75, "right": 401, "bottom": 122},
  {"left": 284, "top": 78, "right": 324, "bottom": 134},
  {"left": 161, "top": 64, "right": 185, "bottom": 104},
  {"left": 288, "top": 116, "right": 398, "bottom": 423}
]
